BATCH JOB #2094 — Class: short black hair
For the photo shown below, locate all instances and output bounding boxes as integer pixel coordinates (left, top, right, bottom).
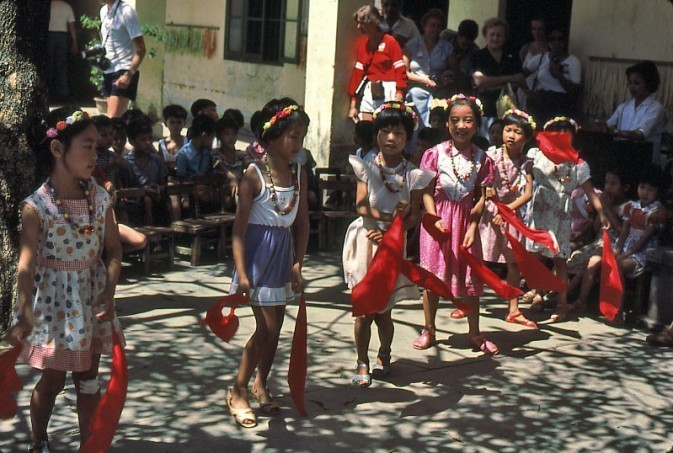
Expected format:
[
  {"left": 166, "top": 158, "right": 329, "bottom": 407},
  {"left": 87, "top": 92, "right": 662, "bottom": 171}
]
[
  {"left": 257, "top": 97, "right": 310, "bottom": 143},
  {"left": 121, "top": 108, "right": 151, "bottom": 126},
  {"left": 458, "top": 19, "right": 478, "bottom": 41},
  {"left": 189, "top": 114, "right": 217, "bottom": 139},
  {"left": 223, "top": 108, "right": 245, "bottom": 129},
  {"left": 162, "top": 104, "right": 188, "bottom": 121},
  {"left": 417, "top": 127, "right": 443, "bottom": 147},
  {"left": 429, "top": 106, "right": 447, "bottom": 123},
  {"left": 42, "top": 108, "right": 95, "bottom": 171},
  {"left": 354, "top": 120, "right": 375, "bottom": 143},
  {"left": 111, "top": 117, "right": 126, "bottom": 132},
  {"left": 373, "top": 102, "right": 415, "bottom": 140},
  {"left": 249, "top": 111, "right": 263, "bottom": 135},
  {"left": 626, "top": 61, "right": 660, "bottom": 94},
  {"left": 216, "top": 113, "right": 240, "bottom": 134},
  {"left": 502, "top": 112, "right": 535, "bottom": 139},
  {"left": 639, "top": 163, "right": 667, "bottom": 191},
  {"left": 91, "top": 114, "right": 113, "bottom": 130},
  {"left": 190, "top": 99, "right": 217, "bottom": 118},
  {"left": 126, "top": 119, "right": 153, "bottom": 141}
]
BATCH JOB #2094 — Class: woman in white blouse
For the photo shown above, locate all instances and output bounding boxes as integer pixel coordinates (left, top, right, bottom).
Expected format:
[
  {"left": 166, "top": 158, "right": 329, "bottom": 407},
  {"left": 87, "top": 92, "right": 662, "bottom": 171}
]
[{"left": 403, "top": 9, "right": 453, "bottom": 127}]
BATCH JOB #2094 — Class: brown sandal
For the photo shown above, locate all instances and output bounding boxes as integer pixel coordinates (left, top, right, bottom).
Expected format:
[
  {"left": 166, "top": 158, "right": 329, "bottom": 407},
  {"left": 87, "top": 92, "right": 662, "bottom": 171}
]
[{"left": 505, "top": 312, "right": 538, "bottom": 328}]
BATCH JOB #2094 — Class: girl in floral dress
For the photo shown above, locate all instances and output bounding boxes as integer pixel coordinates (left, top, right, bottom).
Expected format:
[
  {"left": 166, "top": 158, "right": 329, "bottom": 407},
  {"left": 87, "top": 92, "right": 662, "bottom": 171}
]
[
  {"left": 413, "top": 94, "right": 499, "bottom": 354},
  {"left": 7, "top": 110, "right": 123, "bottom": 452},
  {"left": 479, "top": 109, "right": 536, "bottom": 328},
  {"left": 525, "top": 117, "right": 608, "bottom": 322},
  {"left": 343, "top": 102, "right": 434, "bottom": 387}
]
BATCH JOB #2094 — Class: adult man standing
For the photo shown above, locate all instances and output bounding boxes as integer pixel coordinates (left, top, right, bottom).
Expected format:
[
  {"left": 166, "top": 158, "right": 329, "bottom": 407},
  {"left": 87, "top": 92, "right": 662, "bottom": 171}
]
[
  {"left": 381, "top": 0, "right": 419, "bottom": 48},
  {"left": 99, "top": 0, "right": 146, "bottom": 117},
  {"left": 48, "top": 0, "right": 78, "bottom": 102}
]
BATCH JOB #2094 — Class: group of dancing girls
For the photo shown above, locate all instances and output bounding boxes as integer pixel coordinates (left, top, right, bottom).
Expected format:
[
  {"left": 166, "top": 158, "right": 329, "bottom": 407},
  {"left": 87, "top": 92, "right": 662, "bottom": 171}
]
[{"left": 344, "top": 96, "right": 609, "bottom": 387}]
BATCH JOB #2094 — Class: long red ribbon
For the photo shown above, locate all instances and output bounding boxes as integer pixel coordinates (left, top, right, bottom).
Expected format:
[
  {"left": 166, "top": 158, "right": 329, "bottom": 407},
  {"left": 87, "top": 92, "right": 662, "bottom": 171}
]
[
  {"left": 288, "top": 294, "right": 308, "bottom": 416},
  {"left": 421, "top": 213, "right": 450, "bottom": 242},
  {"left": 494, "top": 201, "right": 559, "bottom": 254},
  {"left": 79, "top": 331, "right": 127, "bottom": 453},
  {"left": 201, "top": 294, "right": 249, "bottom": 342},
  {"left": 351, "top": 214, "right": 405, "bottom": 316},
  {"left": 460, "top": 246, "right": 524, "bottom": 300},
  {"left": 504, "top": 229, "right": 567, "bottom": 293},
  {"left": 0, "top": 346, "right": 22, "bottom": 420},
  {"left": 599, "top": 229, "right": 623, "bottom": 321},
  {"left": 536, "top": 131, "right": 580, "bottom": 165}
]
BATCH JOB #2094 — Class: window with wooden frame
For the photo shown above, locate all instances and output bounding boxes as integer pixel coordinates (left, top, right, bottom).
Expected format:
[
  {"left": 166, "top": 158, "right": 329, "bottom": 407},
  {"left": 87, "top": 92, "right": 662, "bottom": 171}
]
[{"left": 225, "top": 0, "right": 307, "bottom": 65}]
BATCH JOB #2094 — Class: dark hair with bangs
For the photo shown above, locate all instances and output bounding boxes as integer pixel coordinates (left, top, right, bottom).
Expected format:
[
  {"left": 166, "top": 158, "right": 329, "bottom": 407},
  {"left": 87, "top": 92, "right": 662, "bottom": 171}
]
[
  {"left": 373, "top": 102, "right": 415, "bottom": 140},
  {"left": 216, "top": 113, "right": 241, "bottom": 134},
  {"left": 257, "top": 97, "right": 310, "bottom": 144},
  {"left": 502, "top": 112, "right": 534, "bottom": 139},
  {"left": 126, "top": 119, "right": 153, "bottom": 141},
  {"left": 42, "top": 108, "right": 95, "bottom": 170},
  {"left": 163, "top": 104, "right": 188, "bottom": 121},
  {"left": 639, "top": 163, "right": 667, "bottom": 192},
  {"left": 447, "top": 98, "right": 483, "bottom": 129}
]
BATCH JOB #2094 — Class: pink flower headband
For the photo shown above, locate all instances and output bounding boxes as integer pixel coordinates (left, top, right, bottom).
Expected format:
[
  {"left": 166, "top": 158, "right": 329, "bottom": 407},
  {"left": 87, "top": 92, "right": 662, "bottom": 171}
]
[
  {"left": 373, "top": 101, "right": 419, "bottom": 128},
  {"left": 262, "top": 105, "right": 303, "bottom": 137},
  {"left": 543, "top": 116, "right": 579, "bottom": 132},
  {"left": 503, "top": 108, "right": 537, "bottom": 131},
  {"left": 44, "top": 111, "right": 90, "bottom": 141},
  {"left": 431, "top": 94, "right": 484, "bottom": 116}
]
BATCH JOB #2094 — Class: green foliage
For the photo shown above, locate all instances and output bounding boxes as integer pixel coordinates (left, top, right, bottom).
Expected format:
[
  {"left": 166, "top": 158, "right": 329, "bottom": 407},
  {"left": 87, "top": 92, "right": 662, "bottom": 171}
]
[{"left": 80, "top": 14, "right": 104, "bottom": 90}]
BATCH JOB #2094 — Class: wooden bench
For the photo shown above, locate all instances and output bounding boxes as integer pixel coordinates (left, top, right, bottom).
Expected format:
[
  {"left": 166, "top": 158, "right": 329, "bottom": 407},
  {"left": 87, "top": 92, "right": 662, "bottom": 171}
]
[{"left": 315, "top": 168, "right": 357, "bottom": 249}]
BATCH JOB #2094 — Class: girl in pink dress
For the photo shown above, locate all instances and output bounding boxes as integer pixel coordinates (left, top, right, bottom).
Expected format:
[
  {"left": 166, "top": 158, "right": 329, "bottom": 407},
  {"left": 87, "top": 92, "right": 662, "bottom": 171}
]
[
  {"left": 479, "top": 109, "right": 535, "bottom": 328},
  {"left": 413, "top": 94, "right": 499, "bottom": 354}
]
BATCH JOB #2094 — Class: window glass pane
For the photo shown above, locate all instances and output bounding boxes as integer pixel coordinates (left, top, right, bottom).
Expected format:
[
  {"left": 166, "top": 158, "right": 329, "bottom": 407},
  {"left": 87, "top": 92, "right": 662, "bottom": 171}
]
[
  {"left": 228, "top": 17, "right": 243, "bottom": 52},
  {"left": 301, "top": 0, "right": 308, "bottom": 34},
  {"left": 286, "top": 0, "right": 299, "bottom": 20},
  {"left": 246, "top": 19, "right": 262, "bottom": 55},
  {"left": 265, "top": 2, "right": 282, "bottom": 19},
  {"left": 262, "top": 19, "right": 281, "bottom": 61},
  {"left": 283, "top": 21, "right": 297, "bottom": 60},
  {"left": 248, "top": 0, "right": 263, "bottom": 18},
  {"left": 230, "top": 0, "right": 244, "bottom": 17}
]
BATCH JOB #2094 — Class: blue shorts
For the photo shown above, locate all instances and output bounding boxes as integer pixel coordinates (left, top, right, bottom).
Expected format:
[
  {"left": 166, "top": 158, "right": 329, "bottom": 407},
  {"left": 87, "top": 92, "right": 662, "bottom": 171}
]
[{"left": 102, "top": 70, "right": 140, "bottom": 101}]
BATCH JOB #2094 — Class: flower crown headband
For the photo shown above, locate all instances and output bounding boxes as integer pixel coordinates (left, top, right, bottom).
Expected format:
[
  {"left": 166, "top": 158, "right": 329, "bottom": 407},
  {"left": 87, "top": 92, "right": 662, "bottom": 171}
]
[
  {"left": 372, "top": 102, "right": 419, "bottom": 128},
  {"left": 502, "top": 108, "right": 537, "bottom": 131},
  {"left": 262, "top": 105, "right": 303, "bottom": 138},
  {"left": 45, "top": 111, "right": 91, "bottom": 141},
  {"left": 431, "top": 94, "right": 484, "bottom": 116},
  {"left": 543, "top": 116, "right": 579, "bottom": 132}
]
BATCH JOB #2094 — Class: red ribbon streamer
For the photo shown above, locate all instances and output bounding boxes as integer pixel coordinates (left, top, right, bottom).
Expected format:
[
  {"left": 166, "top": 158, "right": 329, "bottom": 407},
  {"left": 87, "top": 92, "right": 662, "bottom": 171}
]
[
  {"left": 421, "top": 213, "right": 450, "bottom": 242},
  {"left": 0, "top": 346, "right": 22, "bottom": 420},
  {"left": 351, "top": 214, "right": 405, "bottom": 316},
  {"left": 398, "top": 260, "right": 470, "bottom": 313},
  {"left": 494, "top": 201, "right": 559, "bottom": 254},
  {"left": 536, "top": 131, "right": 580, "bottom": 165},
  {"left": 504, "top": 229, "right": 567, "bottom": 293},
  {"left": 79, "top": 331, "right": 127, "bottom": 453},
  {"left": 201, "top": 294, "right": 249, "bottom": 342},
  {"left": 288, "top": 294, "right": 308, "bottom": 416},
  {"left": 460, "top": 246, "right": 524, "bottom": 300},
  {"left": 599, "top": 229, "right": 623, "bottom": 321}
]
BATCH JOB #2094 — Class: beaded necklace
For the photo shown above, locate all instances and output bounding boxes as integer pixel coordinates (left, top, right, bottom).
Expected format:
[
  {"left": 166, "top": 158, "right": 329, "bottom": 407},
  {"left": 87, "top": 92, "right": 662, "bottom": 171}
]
[
  {"left": 264, "top": 154, "right": 299, "bottom": 216},
  {"left": 46, "top": 178, "right": 95, "bottom": 235},
  {"left": 375, "top": 152, "right": 407, "bottom": 194},
  {"left": 449, "top": 144, "right": 475, "bottom": 181},
  {"left": 499, "top": 146, "right": 523, "bottom": 191},
  {"left": 554, "top": 163, "right": 572, "bottom": 183}
]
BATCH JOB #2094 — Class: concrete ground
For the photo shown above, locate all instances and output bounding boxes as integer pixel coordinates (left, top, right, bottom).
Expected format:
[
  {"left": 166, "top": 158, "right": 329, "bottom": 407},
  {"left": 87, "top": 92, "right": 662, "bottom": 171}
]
[{"left": 2, "top": 247, "right": 673, "bottom": 452}]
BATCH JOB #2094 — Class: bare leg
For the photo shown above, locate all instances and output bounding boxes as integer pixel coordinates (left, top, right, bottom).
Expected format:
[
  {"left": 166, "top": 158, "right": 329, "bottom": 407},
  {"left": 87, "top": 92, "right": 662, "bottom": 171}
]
[
  {"left": 72, "top": 354, "right": 102, "bottom": 446},
  {"left": 354, "top": 314, "right": 374, "bottom": 367},
  {"left": 422, "top": 290, "right": 439, "bottom": 333},
  {"left": 552, "top": 257, "right": 569, "bottom": 321},
  {"left": 374, "top": 310, "right": 394, "bottom": 362},
  {"left": 573, "top": 255, "right": 602, "bottom": 310},
  {"left": 106, "top": 95, "right": 130, "bottom": 118},
  {"left": 464, "top": 295, "right": 481, "bottom": 338},
  {"left": 30, "top": 369, "right": 66, "bottom": 445},
  {"left": 507, "top": 262, "right": 522, "bottom": 316},
  {"left": 252, "top": 305, "right": 285, "bottom": 400},
  {"left": 118, "top": 223, "right": 147, "bottom": 253}
]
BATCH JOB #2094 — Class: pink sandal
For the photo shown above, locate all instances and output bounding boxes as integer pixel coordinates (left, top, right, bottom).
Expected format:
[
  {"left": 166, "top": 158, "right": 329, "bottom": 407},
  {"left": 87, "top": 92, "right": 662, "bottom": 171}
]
[
  {"left": 450, "top": 309, "right": 466, "bottom": 319},
  {"left": 412, "top": 329, "right": 436, "bottom": 350},
  {"left": 468, "top": 335, "right": 499, "bottom": 355}
]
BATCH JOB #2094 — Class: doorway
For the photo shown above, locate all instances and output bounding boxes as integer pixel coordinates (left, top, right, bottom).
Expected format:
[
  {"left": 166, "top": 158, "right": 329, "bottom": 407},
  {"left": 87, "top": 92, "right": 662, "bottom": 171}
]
[
  {"left": 505, "top": 0, "right": 573, "bottom": 53},
  {"left": 402, "top": 0, "right": 449, "bottom": 31}
]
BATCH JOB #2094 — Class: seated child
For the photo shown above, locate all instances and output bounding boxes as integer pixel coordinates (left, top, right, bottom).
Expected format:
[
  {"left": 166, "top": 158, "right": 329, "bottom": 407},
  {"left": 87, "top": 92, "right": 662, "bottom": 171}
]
[
  {"left": 212, "top": 112, "right": 249, "bottom": 211},
  {"left": 411, "top": 127, "right": 442, "bottom": 166},
  {"left": 191, "top": 98, "right": 219, "bottom": 150},
  {"left": 92, "top": 115, "right": 122, "bottom": 177},
  {"left": 176, "top": 114, "right": 216, "bottom": 180},
  {"left": 570, "top": 186, "right": 600, "bottom": 250},
  {"left": 159, "top": 104, "right": 188, "bottom": 173},
  {"left": 567, "top": 168, "right": 630, "bottom": 312},
  {"left": 245, "top": 110, "right": 267, "bottom": 161},
  {"left": 488, "top": 119, "right": 504, "bottom": 148},
  {"left": 111, "top": 117, "right": 132, "bottom": 158},
  {"left": 428, "top": 106, "right": 450, "bottom": 141},
  {"left": 353, "top": 120, "right": 376, "bottom": 161}
]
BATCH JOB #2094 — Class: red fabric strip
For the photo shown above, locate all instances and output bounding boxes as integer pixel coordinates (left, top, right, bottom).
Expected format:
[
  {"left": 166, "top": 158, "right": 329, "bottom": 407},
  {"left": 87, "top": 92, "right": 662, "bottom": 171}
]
[
  {"left": 460, "top": 246, "right": 524, "bottom": 300},
  {"left": 599, "top": 229, "right": 623, "bottom": 321},
  {"left": 288, "top": 294, "right": 308, "bottom": 416},
  {"left": 494, "top": 201, "right": 559, "bottom": 254},
  {"left": 79, "top": 331, "right": 127, "bottom": 453},
  {"left": 201, "top": 294, "right": 248, "bottom": 342},
  {"left": 399, "top": 260, "right": 469, "bottom": 312},
  {"left": 0, "top": 346, "right": 22, "bottom": 420},
  {"left": 351, "top": 214, "right": 405, "bottom": 316},
  {"left": 421, "top": 213, "right": 450, "bottom": 242},
  {"left": 536, "top": 131, "right": 580, "bottom": 164},
  {"left": 504, "top": 229, "right": 567, "bottom": 293}
]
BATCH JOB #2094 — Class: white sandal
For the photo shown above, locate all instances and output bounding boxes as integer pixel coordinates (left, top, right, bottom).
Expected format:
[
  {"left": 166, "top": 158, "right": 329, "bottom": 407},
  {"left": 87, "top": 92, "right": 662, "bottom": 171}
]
[{"left": 351, "top": 363, "right": 371, "bottom": 387}]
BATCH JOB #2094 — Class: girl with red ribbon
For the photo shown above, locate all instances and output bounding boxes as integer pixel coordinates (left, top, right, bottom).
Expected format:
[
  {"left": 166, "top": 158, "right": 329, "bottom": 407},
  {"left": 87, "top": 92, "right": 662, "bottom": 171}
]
[
  {"left": 479, "top": 109, "right": 536, "bottom": 328},
  {"left": 525, "top": 117, "right": 609, "bottom": 322},
  {"left": 6, "top": 110, "right": 124, "bottom": 452},
  {"left": 343, "top": 102, "right": 435, "bottom": 387},
  {"left": 414, "top": 94, "right": 499, "bottom": 354},
  {"left": 227, "top": 98, "right": 310, "bottom": 428}
]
